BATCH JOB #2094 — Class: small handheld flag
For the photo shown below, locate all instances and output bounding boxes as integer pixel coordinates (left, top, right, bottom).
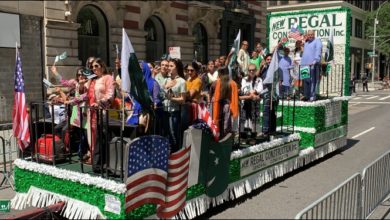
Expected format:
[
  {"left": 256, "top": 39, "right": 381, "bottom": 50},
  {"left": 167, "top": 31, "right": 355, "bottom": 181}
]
[
  {"left": 43, "top": 78, "right": 54, "bottom": 88},
  {"left": 300, "top": 66, "right": 310, "bottom": 79},
  {"left": 288, "top": 22, "right": 304, "bottom": 41},
  {"left": 54, "top": 51, "right": 67, "bottom": 64}
]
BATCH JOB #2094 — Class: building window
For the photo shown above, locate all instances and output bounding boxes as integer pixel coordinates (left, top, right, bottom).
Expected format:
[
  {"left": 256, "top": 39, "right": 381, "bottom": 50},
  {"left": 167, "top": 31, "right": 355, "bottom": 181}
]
[
  {"left": 193, "top": 23, "right": 208, "bottom": 64},
  {"left": 355, "top": 19, "right": 363, "bottom": 38},
  {"left": 350, "top": 17, "right": 353, "bottom": 36},
  {"left": 77, "top": 5, "right": 109, "bottom": 66},
  {"left": 364, "top": 1, "right": 371, "bottom": 11},
  {"left": 354, "top": 0, "right": 363, "bottom": 9},
  {"left": 373, "top": 1, "right": 380, "bottom": 10},
  {"left": 144, "top": 16, "right": 166, "bottom": 62}
]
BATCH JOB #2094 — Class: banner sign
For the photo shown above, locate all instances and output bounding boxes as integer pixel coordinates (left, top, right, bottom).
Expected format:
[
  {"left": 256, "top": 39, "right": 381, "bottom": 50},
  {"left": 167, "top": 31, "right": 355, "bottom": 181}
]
[
  {"left": 240, "top": 141, "right": 299, "bottom": 177},
  {"left": 315, "top": 125, "right": 347, "bottom": 147},
  {"left": 268, "top": 10, "right": 348, "bottom": 49},
  {"left": 169, "top": 47, "right": 181, "bottom": 59},
  {"left": 324, "top": 100, "right": 342, "bottom": 127}
]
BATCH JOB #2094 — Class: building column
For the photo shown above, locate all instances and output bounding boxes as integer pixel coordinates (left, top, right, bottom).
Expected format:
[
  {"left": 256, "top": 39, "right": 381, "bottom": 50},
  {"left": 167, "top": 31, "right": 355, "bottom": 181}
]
[{"left": 351, "top": 53, "right": 355, "bottom": 78}]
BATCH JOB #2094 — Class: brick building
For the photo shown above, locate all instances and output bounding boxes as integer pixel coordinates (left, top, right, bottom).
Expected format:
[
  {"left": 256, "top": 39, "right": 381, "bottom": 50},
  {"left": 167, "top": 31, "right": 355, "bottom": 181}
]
[{"left": 0, "top": 0, "right": 267, "bottom": 122}]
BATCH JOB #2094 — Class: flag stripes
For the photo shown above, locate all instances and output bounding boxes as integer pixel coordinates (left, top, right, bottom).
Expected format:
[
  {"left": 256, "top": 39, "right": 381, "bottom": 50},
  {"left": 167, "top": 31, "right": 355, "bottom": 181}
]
[
  {"left": 12, "top": 49, "right": 30, "bottom": 151},
  {"left": 193, "top": 102, "right": 220, "bottom": 141},
  {"left": 157, "top": 145, "right": 191, "bottom": 218}
]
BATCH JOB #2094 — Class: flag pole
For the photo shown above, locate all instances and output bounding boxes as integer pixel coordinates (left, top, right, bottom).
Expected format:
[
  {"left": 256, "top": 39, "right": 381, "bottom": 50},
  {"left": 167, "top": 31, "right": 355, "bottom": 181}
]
[{"left": 122, "top": 91, "right": 125, "bottom": 131}]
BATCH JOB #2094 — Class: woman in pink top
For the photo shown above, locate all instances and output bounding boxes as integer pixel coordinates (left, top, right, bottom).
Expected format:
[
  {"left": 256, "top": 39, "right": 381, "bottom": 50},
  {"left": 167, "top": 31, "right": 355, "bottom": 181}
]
[{"left": 86, "top": 58, "right": 114, "bottom": 172}]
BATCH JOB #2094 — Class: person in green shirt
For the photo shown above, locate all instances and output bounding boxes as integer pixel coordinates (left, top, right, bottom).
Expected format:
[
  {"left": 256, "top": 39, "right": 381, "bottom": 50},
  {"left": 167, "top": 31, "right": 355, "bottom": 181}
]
[{"left": 249, "top": 50, "right": 262, "bottom": 75}]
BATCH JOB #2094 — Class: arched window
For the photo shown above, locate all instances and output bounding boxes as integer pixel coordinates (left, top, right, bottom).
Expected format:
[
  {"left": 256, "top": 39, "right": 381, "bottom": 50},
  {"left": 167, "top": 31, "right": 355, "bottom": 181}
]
[
  {"left": 77, "top": 5, "right": 109, "bottom": 66},
  {"left": 193, "top": 23, "right": 208, "bottom": 64},
  {"left": 144, "top": 16, "right": 166, "bottom": 62}
]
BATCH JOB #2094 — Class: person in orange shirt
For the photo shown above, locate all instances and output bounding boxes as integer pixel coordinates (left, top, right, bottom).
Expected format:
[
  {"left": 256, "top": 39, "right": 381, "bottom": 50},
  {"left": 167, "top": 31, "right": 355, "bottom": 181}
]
[{"left": 185, "top": 62, "right": 202, "bottom": 103}]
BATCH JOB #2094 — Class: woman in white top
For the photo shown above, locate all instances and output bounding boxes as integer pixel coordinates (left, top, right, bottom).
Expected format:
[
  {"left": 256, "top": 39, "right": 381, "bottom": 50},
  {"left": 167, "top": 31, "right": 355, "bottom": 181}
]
[
  {"left": 292, "top": 40, "right": 304, "bottom": 98},
  {"left": 239, "top": 63, "right": 263, "bottom": 136},
  {"left": 163, "top": 59, "right": 187, "bottom": 153}
]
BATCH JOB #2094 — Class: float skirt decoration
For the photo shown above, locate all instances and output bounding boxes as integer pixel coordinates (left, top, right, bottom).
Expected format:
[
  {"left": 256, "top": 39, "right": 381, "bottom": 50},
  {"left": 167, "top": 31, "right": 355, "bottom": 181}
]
[{"left": 12, "top": 134, "right": 347, "bottom": 219}]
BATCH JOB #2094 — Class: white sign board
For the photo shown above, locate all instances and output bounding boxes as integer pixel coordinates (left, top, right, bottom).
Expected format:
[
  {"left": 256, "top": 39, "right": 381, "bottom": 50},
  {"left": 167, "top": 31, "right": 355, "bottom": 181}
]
[
  {"left": 0, "top": 13, "right": 20, "bottom": 48},
  {"left": 169, "top": 47, "right": 181, "bottom": 59},
  {"left": 240, "top": 141, "right": 299, "bottom": 177},
  {"left": 104, "top": 194, "right": 121, "bottom": 215},
  {"left": 324, "top": 101, "right": 342, "bottom": 127},
  {"left": 268, "top": 8, "right": 350, "bottom": 95},
  {"left": 315, "top": 125, "right": 347, "bottom": 147},
  {"left": 268, "top": 10, "right": 348, "bottom": 50}
]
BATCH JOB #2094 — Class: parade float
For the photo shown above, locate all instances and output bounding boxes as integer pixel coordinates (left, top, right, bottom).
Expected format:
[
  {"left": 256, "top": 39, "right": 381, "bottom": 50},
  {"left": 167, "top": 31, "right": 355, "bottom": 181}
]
[{"left": 10, "top": 6, "right": 351, "bottom": 220}]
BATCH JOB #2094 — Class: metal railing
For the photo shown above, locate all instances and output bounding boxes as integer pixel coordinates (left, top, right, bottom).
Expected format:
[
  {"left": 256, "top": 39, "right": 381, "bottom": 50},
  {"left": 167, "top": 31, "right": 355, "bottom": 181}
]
[
  {"left": 296, "top": 150, "right": 390, "bottom": 219},
  {"left": 362, "top": 150, "right": 390, "bottom": 219},
  {"left": 295, "top": 173, "right": 362, "bottom": 219},
  {"left": 0, "top": 123, "right": 17, "bottom": 190}
]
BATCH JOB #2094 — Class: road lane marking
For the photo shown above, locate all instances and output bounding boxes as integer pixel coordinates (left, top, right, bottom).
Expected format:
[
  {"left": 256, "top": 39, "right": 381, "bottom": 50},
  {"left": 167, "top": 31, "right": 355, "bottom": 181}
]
[
  {"left": 379, "top": 95, "right": 390, "bottom": 101},
  {"left": 349, "top": 102, "right": 390, "bottom": 104},
  {"left": 349, "top": 102, "right": 360, "bottom": 106},
  {"left": 352, "top": 97, "right": 362, "bottom": 100},
  {"left": 366, "top": 96, "right": 379, "bottom": 100},
  {"left": 352, "top": 127, "right": 375, "bottom": 139}
]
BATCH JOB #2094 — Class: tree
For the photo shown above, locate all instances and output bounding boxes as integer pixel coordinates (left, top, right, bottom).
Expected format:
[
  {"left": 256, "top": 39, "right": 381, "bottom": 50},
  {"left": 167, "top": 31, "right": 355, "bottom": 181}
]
[
  {"left": 365, "top": 2, "right": 390, "bottom": 78},
  {"left": 365, "top": 2, "right": 390, "bottom": 57}
]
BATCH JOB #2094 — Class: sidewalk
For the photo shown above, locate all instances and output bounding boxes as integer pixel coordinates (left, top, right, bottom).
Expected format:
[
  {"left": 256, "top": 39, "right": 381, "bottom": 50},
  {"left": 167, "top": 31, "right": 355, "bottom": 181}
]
[{"left": 353, "top": 81, "right": 388, "bottom": 93}]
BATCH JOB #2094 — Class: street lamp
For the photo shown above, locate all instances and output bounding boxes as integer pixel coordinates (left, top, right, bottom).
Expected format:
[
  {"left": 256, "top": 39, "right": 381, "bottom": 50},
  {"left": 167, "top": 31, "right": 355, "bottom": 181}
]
[{"left": 372, "top": 1, "right": 388, "bottom": 82}]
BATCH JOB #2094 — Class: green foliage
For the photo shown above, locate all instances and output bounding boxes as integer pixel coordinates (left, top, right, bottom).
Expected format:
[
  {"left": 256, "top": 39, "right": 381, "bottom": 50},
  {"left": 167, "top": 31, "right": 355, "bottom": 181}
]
[{"left": 365, "top": 2, "right": 390, "bottom": 56}]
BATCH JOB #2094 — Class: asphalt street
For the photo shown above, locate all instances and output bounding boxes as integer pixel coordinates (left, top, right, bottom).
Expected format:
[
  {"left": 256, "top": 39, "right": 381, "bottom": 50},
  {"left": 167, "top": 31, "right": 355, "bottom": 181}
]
[{"left": 202, "top": 89, "right": 390, "bottom": 219}]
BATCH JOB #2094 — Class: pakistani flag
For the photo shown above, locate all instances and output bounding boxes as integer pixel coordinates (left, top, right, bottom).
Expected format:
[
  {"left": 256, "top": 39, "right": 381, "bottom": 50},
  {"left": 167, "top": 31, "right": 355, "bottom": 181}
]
[
  {"left": 300, "top": 66, "right": 310, "bottom": 79},
  {"left": 324, "top": 33, "right": 334, "bottom": 75},
  {"left": 185, "top": 127, "right": 233, "bottom": 197},
  {"left": 228, "top": 29, "right": 241, "bottom": 80},
  {"left": 121, "top": 28, "right": 153, "bottom": 113},
  {"left": 263, "top": 51, "right": 280, "bottom": 98},
  {"left": 54, "top": 51, "right": 67, "bottom": 64}
]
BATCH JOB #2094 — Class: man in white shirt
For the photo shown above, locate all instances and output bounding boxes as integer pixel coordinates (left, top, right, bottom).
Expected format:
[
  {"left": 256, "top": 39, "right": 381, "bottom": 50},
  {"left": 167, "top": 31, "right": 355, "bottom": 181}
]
[{"left": 237, "top": 40, "right": 250, "bottom": 76}]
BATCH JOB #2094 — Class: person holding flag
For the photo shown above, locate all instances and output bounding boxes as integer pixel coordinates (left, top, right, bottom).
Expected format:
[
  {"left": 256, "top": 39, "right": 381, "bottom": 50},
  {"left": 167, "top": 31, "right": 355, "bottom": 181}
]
[{"left": 300, "top": 30, "right": 322, "bottom": 101}]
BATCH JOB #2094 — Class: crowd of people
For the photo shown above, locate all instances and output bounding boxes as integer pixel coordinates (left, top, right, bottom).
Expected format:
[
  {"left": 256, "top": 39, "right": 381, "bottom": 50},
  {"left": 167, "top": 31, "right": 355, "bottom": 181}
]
[{"left": 44, "top": 29, "right": 324, "bottom": 173}]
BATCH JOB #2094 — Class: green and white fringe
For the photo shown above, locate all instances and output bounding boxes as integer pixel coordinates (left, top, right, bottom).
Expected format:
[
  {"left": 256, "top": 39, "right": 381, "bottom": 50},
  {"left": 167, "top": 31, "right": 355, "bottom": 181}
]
[
  {"left": 13, "top": 159, "right": 126, "bottom": 194},
  {"left": 11, "top": 186, "right": 105, "bottom": 219},
  {"left": 173, "top": 136, "right": 347, "bottom": 219}
]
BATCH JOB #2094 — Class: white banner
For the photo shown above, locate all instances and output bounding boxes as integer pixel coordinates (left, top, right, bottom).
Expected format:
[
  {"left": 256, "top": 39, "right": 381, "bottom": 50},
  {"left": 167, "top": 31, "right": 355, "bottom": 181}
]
[
  {"left": 169, "top": 46, "right": 181, "bottom": 59},
  {"left": 268, "top": 10, "right": 348, "bottom": 49},
  {"left": 240, "top": 141, "right": 299, "bottom": 177}
]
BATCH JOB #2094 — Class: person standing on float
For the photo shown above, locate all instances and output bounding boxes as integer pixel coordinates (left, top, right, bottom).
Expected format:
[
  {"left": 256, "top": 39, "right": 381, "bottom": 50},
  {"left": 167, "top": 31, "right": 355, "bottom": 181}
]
[{"left": 301, "top": 30, "right": 322, "bottom": 101}]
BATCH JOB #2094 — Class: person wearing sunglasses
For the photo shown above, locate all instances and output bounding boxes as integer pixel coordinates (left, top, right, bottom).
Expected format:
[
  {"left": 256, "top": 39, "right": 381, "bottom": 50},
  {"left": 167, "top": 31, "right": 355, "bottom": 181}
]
[
  {"left": 185, "top": 62, "right": 202, "bottom": 103},
  {"left": 239, "top": 63, "right": 263, "bottom": 141},
  {"left": 85, "top": 58, "right": 115, "bottom": 172},
  {"left": 85, "top": 56, "right": 96, "bottom": 70}
]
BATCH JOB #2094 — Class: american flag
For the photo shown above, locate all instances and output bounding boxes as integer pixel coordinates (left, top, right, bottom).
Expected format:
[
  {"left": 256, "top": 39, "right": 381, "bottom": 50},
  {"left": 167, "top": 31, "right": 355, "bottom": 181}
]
[
  {"left": 288, "top": 23, "right": 304, "bottom": 41},
  {"left": 12, "top": 49, "right": 30, "bottom": 151},
  {"left": 192, "top": 103, "right": 219, "bottom": 141},
  {"left": 156, "top": 145, "right": 191, "bottom": 218},
  {"left": 125, "top": 135, "right": 191, "bottom": 218}
]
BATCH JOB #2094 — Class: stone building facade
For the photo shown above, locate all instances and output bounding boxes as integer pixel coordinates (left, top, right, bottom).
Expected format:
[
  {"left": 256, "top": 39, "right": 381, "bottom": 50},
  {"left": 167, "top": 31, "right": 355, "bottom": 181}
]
[{"left": 0, "top": 0, "right": 268, "bottom": 122}]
